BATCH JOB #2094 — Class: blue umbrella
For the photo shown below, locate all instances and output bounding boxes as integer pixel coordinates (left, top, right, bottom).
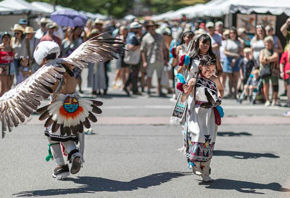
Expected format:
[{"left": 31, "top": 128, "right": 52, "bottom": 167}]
[{"left": 51, "top": 9, "right": 87, "bottom": 27}]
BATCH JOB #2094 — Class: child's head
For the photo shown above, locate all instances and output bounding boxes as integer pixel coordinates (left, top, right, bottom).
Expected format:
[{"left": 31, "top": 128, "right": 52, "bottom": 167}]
[
  {"left": 243, "top": 47, "right": 252, "bottom": 59},
  {"left": 181, "top": 30, "right": 194, "bottom": 44},
  {"left": 252, "top": 69, "right": 259, "bottom": 79},
  {"left": 199, "top": 55, "right": 216, "bottom": 78},
  {"left": 264, "top": 36, "right": 274, "bottom": 50}
]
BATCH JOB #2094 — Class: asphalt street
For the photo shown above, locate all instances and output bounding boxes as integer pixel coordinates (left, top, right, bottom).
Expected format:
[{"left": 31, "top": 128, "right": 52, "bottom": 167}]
[{"left": 1, "top": 68, "right": 290, "bottom": 198}]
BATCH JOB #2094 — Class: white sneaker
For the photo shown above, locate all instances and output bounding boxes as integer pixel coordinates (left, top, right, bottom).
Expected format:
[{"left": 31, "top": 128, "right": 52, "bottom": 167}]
[
  {"left": 202, "top": 175, "right": 213, "bottom": 182},
  {"left": 265, "top": 101, "right": 271, "bottom": 106},
  {"left": 272, "top": 100, "right": 281, "bottom": 106},
  {"left": 192, "top": 164, "right": 202, "bottom": 176}
]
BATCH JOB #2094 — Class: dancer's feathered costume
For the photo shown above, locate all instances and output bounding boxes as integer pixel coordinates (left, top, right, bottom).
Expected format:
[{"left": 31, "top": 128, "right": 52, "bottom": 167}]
[{"left": 0, "top": 34, "right": 123, "bottom": 179}]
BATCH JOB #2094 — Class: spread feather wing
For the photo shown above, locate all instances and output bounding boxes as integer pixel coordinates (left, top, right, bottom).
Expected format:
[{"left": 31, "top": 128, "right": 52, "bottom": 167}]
[
  {"left": 0, "top": 63, "right": 65, "bottom": 134},
  {"left": 62, "top": 33, "right": 124, "bottom": 69},
  {"left": 0, "top": 34, "right": 123, "bottom": 137}
]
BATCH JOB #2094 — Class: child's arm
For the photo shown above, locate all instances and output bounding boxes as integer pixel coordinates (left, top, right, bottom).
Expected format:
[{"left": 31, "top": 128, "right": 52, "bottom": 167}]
[
  {"left": 172, "top": 46, "right": 181, "bottom": 67},
  {"left": 181, "top": 78, "right": 196, "bottom": 103},
  {"left": 212, "top": 76, "right": 224, "bottom": 99}
]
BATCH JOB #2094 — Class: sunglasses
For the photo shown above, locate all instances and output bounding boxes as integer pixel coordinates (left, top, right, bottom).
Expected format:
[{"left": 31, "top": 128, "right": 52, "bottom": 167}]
[{"left": 14, "top": 32, "right": 21, "bottom": 35}]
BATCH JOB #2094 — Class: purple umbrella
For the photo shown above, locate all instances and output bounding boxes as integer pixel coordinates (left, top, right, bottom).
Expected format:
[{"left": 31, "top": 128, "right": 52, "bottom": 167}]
[{"left": 51, "top": 9, "right": 87, "bottom": 27}]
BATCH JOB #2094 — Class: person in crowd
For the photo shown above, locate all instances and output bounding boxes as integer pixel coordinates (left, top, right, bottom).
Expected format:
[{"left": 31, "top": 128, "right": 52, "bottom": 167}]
[
  {"left": 169, "top": 30, "right": 182, "bottom": 96},
  {"left": 123, "top": 22, "right": 142, "bottom": 96},
  {"left": 206, "top": 21, "right": 222, "bottom": 60},
  {"left": 94, "top": 19, "right": 112, "bottom": 94},
  {"left": 61, "top": 26, "right": 84, "bottom": 93},
  {"left": 11, "top": 24, "right": 26, "bottom": 84},
  {"left": 280, "top": 40, "right": 290, "bottom": 107},
  {"left": 243, "top": 69, "right": 260, "bottom": 102},
  {"left": 259, "top": 36, "right": 279, "bottom": 106},
  {"left": 265, "top": 25, "right": 283, "bottom": 54},
  {"left": 173, "top": 31, "right": 194, "bottom": 68},
  {"left": 280, "top": 18, "right": 290, "bottom": 97},
  {"left": 180, "top": 55, "right": 224, "bottom": 182},
  {"left": 219, "top": 30, "right": 229, "bottom": 80},
  {"left": 0, "top": 32, "right": 14, "bottom": 96},
  {"left": 18, "top": 18, "right": 28, "bottom": 29},
  {"left": 35, "top": 17, "right": 49, "bottom": 40},
  {"left": 238, "top": 28, "right": 251, "bottom": 48},
  {"left": 141, "top": 20, "right": 168, "bottom": 97},
  {"left": 88, "top": 29, "right": 107, "bottom": 95},
  {"left": 94, "top": 19, "right": 111, "bottom": 39},
  {"left": 222, "top": 27, "right": 243, "bottom": 98},
  {"left": 280, "top": 18, "right": 290, "bottom": 51},
  {"left": 158, "top": 25, "right": 172, "bottom": 95},
  {"left": 24, "top": 26, "right": 39, "bottom": 73},
  {"left": 239, "top": 47, "right": 255, "bottom": 88},
  {"left": 40, "top": 22, "right": 61, "bottom": 47},
  {"left": 215, "top": 21, "right": 223, "bottom": 37},
  {"left": 250, "top": 25, "right": 266, "bottom": 66},
  {"left": 116, "top": 26, "right": 129, "bottom": 92},
  {"left": 187, "top": 34, "right": 223, "bottom": 79},
  {"left": 84, "top": 19, "right": 94, "bottom": 39}
]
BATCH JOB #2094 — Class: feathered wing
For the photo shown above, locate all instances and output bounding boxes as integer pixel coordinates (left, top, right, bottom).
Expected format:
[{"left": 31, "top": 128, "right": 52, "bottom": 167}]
[
  {"left": 0, "top": 63, "right": 65, "bottom": 135},
  {"left": 62, "top": 33, "right": 124, "bottom": 69},
  {"left": 0, "top": 35, "right": 123, "bottom": 137}
]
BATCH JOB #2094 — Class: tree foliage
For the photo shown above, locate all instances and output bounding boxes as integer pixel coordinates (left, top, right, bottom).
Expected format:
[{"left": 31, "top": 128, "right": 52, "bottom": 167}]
[
  {"left": 27, "top": 0, "right": 208, "bottom": 18},
  {"left": 27, "top": 0, "right": 133, "bottom": 18}
]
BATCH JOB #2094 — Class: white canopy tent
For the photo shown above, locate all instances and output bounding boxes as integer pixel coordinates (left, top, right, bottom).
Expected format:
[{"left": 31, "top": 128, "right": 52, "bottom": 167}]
[
  {"left": 0, "top": 0, "right": 45, "bottom": 14},
  {"left": 195, "top": 0, "right": 290, "bottom": 17},
  {"left": 153, "top": 0, "right": 290, "bottom": 20},
  {"left": 31, "top": 2, "right": 74, "bottom": 13},
  {"left": 152, "top": 10, "right": 175, "bottom": 20}
]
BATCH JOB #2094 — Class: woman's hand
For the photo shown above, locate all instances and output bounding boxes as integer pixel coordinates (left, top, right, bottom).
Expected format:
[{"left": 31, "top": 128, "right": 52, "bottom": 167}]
[{"left": 188, "top": 78, "right": 196, "bottom": 86}]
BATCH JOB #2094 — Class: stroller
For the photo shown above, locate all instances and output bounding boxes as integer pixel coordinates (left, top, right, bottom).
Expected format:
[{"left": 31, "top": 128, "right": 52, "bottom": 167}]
[{"left": 237, "top": 73, "right": 263, "bottom": 104}]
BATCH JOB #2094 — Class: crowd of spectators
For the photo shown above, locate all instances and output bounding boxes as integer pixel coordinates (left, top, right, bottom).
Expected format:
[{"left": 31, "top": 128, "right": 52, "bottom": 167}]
[{"left": 0, "top": 16, "right": 289, "bottom": 108}]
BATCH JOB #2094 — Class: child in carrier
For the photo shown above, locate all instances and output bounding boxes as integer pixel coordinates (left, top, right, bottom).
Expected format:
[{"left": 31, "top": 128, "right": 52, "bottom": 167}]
[
  {"left": 239, "top": 48, "right": 255, "bottom": 87},
  {"left": 243, "top": 69, "right": 260, "bottom": 102}
]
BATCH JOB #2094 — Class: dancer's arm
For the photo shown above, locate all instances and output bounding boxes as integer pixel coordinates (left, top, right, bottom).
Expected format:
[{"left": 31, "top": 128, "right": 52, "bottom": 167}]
[{"left": 181, "top": 78, "right": 196, "bottom": 102}]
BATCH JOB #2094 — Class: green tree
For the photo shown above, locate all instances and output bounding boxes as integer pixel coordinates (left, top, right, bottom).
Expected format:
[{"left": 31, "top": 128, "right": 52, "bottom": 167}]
[{"left": 27, "top": 0, "right": 133, "bottom": 18}]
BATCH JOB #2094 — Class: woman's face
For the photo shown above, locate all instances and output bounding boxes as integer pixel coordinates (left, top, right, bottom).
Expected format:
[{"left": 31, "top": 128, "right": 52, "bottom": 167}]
[
  {"left": 229, "top": 30, "right": 236, "bottom": 40},
  {"left": 14, "top": 31, "right": 22, "bottom": 39},
  {"left": 199, "top": 40, "right": 210, "bottom": 54},
  {"left": 120, "top": 27, "right": 127, "bottom": 35},
  {"left": 265, "top": 41, "right": 273, "bottom": 50},
  {"left": 257, "top": 27, "right": 264, "bottom": 39},
  {"left": 199, "top": 64, "right": 216, "bottom": 79},
  {"left": 184, "top": 35, "right": 193, "bottom": 43},
  {"left": 2, "top": 35, "right": 10, "bottom": 44}
]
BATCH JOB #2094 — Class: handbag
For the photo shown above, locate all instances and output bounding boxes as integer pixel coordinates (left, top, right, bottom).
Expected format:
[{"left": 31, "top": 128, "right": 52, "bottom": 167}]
[
  {"left": 123, "top": 45, "right": 140, "bottom": 65},
  {"left": 259, "top": 65, "right": 271, "bottom": 79}
]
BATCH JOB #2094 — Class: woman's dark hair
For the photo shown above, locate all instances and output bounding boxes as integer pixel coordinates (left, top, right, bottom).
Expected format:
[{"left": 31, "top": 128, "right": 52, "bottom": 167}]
[
  {"left": 190, "top": 34, "right": 215, "bottom": 59},
  {"left": 2, "top": 32, "right": 11, "bottom": 40},
  {"left": 199, "top": 55, "right": 216, "bottom": 66},
  {"left": 180, "top": 31, "right": 194, "bottom": 45},
  {"left": 229, "top": 27, "right": 238, "bottom": 40}
]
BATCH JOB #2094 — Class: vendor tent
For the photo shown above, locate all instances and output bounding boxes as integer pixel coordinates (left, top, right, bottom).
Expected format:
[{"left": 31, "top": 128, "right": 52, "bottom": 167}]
[
  {"left": 196, "top": 0, "right": 290, "bottom": 17},
  {"left": 31, "top": 1, "right": 74, "bottom": 13},
  {"left": 0, "top": 0, "right": 46, "bottom": 14},
  {"left": 152, "top": 10, "right": 175, "bottom": 20}
]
